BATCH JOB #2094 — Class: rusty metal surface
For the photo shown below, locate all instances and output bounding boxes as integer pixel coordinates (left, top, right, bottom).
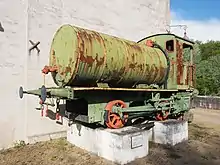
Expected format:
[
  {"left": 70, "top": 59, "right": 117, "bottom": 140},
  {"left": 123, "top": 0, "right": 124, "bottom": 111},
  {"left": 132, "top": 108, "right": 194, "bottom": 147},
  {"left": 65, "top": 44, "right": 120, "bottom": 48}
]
[
  {"left": 176, "top": 40, "right": 184, "bottom": 85},
  {"left": 49, "top": 24, "right": 168, "bottom": 87},
  {"left": 169, "top": 59, "right": 176, "bottom": 85},
  {"left": 186, "top": 64, "right": 189, "bottom": 85}
]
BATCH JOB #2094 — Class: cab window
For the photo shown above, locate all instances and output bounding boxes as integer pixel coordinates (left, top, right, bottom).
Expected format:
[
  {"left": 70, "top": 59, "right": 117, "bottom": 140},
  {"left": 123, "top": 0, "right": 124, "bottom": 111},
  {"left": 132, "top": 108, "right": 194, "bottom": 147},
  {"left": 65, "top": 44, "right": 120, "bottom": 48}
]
[{"left": 166, "top": 40, "right": 174, "bottom": 52}]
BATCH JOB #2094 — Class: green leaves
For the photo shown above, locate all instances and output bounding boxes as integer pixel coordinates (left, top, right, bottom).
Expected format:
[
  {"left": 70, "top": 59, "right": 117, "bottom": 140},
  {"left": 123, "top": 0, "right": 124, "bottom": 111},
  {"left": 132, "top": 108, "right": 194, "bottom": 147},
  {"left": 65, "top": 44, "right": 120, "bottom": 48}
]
[
  {"left": 194, "top": 41, "right": 220, "bottom": 96},
  {"left": 200, "top": 40, "right": 220, "bottom": 61}
]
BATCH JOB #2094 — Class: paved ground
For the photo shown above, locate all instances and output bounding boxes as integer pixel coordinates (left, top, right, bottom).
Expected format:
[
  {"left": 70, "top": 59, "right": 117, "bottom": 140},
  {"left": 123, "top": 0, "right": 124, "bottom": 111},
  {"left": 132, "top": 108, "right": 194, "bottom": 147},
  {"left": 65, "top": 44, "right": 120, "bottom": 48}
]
[{"left": 0, "top": 108, "right": 220, "bottom": 165}]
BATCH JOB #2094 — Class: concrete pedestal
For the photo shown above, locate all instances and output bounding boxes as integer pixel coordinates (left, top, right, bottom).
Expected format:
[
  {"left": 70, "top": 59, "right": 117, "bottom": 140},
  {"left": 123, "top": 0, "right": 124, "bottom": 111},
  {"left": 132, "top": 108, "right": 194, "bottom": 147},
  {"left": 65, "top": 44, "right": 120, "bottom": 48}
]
[
  {"left": 67, "top": 124, "right": 149, "bottom": 165},
  {"left": 148, "top": 119, "right": 188, "bottom": 146}
]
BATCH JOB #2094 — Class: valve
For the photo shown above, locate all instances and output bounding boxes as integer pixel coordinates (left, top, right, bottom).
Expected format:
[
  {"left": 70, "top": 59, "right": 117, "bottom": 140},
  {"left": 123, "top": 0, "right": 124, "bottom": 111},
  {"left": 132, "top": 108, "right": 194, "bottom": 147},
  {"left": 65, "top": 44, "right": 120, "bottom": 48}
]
[
  {"left": 104, "top": 100, "right": 128, "bottom": 129},
  {"left": 42, "top": 65, "right": 58, "bottom": 74},
  {"left": 146, "top": 40, "right": 154, "bottom": 47}
]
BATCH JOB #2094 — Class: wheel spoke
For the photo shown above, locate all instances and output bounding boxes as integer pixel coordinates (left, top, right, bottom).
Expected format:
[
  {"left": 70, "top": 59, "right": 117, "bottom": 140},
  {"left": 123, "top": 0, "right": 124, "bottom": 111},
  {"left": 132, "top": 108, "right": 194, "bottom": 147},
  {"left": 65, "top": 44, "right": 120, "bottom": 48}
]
[
  {"left": 104, "top": 100, "right": 128, "bottom": 129},
  {"left": 156, "top": 111, "right": 169, "bottom": 121}
]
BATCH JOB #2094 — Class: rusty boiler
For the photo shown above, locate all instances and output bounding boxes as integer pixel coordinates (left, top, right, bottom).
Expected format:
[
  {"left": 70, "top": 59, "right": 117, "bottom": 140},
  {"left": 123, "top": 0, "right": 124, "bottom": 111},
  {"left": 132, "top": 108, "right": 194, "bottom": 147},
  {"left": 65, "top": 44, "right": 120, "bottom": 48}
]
[{"left": 44, "top": 24, "right": 169, "bottom": 88}]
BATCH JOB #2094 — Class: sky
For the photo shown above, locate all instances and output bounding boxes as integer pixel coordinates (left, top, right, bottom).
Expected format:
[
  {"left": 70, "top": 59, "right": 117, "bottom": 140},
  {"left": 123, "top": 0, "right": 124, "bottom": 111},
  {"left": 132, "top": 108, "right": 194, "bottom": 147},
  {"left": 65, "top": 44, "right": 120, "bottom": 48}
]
[{"left": 170, "top": 0, "right": 220, "bottom": 42}]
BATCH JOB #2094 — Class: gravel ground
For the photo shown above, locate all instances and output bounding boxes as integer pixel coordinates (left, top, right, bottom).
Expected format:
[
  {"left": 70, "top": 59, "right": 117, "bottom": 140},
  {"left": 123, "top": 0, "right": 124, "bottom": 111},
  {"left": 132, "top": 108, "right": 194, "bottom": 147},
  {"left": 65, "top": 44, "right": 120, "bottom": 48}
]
[{"left": 0, "top": 108, "right": 220, "bottom": 165}]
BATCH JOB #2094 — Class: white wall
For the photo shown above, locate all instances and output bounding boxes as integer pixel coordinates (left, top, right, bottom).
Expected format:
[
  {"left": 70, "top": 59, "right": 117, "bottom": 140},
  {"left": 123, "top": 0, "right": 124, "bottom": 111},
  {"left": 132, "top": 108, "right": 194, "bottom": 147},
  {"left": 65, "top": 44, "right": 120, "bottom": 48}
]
[
  {"left": 0, "top": 0, "right": 27, "bottom": 149},
  {"left": 0, "top": 0, "right": 170, "bottom": 149}
]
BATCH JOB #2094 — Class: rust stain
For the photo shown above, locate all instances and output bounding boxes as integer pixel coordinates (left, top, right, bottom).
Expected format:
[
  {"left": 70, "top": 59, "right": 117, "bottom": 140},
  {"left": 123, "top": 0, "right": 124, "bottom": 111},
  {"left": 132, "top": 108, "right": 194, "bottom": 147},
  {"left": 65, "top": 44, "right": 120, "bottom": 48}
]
[
  {"left": 79, "top": 54, "right": 95, "bottom": 66},
  {"left": 169, "top": 63, "right": 175, "bottom": 82},
  {"left": 65, "top": 66, "right": 72, "bottom": 73},
  {"left": 153, "top": 64, "right": 159, "bottom": 83},
  {"left": 155, "top": 50, "right": 163, "bottom": 83},
  {"left": 95, "top": 54, "right": 105, "bottom": 67},
  {"left": 148, "top": 64, "right": 156, "bottom": 83},
  {"left": 145, "top": 64, "right": 150, "bottom": 71},
  {"left": 91, "top": 31, "right": 102, "bottom": 43},
  {"left": 124, "top": 41, "right": 142, "bottom": 52},
  {"left": 172, "top": 63, "right": 175, "bottom": 82},
  {"left": 131, "top": 54, "right": 135, "bottom": 61},
  {"left": 77, "top": 30, "right": 105, "bottom": 68},
  {"left": 158, "top": 66, "right": 166, "bottom": 82},
  {"left": 146, "top": 50, "right": 155, "bottom": 82},
  {"left": 113, "top": 67, "right": 126, "bottom": 76},
  {"left": 187, "top": 64, "right": 196, "bottom": 87},
  {"left": 176, "top": 40, "right": 184, "bottom": 85},
  {"left": 170, "top": 59, "right": 176, "bottom": 64},
  {"left": 80, "top": 55, "right": 93, "bottom": 67},
  {"left": 56, "top": 25, "right": 169, "bottom": 87},
  {"left": 129, "top": 63, "right": 137, "bottom": 69},
  {"left": 104, "top": 67, "right": 126, "bottom": 83},
  {"left": 121, "top": 39, "right": 147, "bottom": 77},
  {"left": 185, "top": 65, "right": 189, "bottom": 85},
  {"left": 169, "top": 58, "right": 175, "bottom": 82},
  {"left": 137, "top": 64, "right": 144, "bottom": 71}
]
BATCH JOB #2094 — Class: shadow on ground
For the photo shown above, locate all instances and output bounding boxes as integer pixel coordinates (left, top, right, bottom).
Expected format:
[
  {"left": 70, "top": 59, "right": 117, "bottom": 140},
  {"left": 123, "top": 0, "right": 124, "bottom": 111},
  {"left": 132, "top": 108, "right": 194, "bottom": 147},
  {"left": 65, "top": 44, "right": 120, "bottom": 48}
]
[
  {"left": 128, "top": 123, "right": 220, "bottom": 165},
  {"left": 0, "top": 123, "right": 219, "bottom": 165}
]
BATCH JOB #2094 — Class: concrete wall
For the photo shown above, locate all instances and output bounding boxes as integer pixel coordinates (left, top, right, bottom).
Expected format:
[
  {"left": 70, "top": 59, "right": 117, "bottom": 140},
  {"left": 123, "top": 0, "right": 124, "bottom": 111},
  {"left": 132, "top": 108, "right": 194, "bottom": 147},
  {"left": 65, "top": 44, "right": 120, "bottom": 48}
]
[
  {"left": 0, "top": 0, "right": 170, "bottom": 149},
  {"left": 0, "top": 0, "right": 27, "bottom": 149},
  {"left": 192, "top": 96, "right": 220, "bottom": 110}
]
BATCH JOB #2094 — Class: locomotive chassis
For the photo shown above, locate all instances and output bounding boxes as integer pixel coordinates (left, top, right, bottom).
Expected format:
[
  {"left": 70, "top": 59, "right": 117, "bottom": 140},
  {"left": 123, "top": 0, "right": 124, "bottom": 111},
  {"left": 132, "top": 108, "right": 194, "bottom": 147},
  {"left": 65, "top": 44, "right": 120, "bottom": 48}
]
[{"left": 19, "top": 25, "right": 197, "bottom": 129}]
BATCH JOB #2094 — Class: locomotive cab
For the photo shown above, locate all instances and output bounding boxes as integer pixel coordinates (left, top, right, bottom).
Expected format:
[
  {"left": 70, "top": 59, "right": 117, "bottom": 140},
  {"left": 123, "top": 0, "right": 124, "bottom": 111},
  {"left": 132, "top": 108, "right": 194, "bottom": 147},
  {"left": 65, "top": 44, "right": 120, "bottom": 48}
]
[{"left": 137, "top": 34, "right": 195, "bottom": 90}]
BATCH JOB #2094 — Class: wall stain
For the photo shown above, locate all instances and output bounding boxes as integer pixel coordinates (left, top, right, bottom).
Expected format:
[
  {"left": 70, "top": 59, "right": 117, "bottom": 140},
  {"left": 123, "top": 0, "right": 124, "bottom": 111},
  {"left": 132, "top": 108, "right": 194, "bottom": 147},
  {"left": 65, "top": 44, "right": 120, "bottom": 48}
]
[{"left": 0, "top": 22, "right": 4, "bottom": 32}]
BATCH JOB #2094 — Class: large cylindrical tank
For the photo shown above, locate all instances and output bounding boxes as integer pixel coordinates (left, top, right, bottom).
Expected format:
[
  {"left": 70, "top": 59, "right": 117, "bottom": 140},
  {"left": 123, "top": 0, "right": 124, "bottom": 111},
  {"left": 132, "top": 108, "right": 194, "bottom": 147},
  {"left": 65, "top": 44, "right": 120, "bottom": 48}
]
[{"left": 48, "top": 24, "right": 168, "bottom": 88}]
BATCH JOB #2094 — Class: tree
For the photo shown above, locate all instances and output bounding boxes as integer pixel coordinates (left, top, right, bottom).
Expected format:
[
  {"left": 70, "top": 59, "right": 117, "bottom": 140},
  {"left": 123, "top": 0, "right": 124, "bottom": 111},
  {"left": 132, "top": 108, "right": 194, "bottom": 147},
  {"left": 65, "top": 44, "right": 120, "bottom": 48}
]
[
  {"left": 194, "top": 40, "right": 220, "bottom": 96},
  {"left": 199, "top": 40, "right": 220, "bottom": 60}
]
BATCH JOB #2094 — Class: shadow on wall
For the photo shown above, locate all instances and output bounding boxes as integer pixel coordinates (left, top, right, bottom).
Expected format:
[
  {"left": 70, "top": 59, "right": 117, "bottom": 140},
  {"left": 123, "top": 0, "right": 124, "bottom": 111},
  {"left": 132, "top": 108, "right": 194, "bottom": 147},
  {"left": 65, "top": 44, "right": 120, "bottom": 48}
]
[
  {"left": 34, "top": 103, "right": 67, "bottom": 125},
  {"left": 0, "top": 22, "right": 4, "bottom": 32}
]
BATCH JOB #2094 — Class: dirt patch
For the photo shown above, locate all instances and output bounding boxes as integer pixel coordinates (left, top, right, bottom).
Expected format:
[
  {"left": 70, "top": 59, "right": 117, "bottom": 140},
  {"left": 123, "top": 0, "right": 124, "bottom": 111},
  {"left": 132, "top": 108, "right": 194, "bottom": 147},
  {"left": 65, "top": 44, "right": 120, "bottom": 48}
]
[
  {"left": 138, "top": 123, "right": 220, "bottom": 165},
  {"left": 0, "top": 108, "right": 220, "bottom": 165},
  {"left": 0, "top": 138, "right": 111, "bottom": 165}
]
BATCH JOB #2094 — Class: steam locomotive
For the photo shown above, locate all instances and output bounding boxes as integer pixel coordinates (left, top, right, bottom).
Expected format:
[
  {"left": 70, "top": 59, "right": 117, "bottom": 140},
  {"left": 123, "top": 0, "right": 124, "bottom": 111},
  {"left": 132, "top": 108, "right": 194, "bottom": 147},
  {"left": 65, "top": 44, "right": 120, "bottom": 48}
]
[{"left": 19, "top": 24, "right": 197, "bottom": 129}]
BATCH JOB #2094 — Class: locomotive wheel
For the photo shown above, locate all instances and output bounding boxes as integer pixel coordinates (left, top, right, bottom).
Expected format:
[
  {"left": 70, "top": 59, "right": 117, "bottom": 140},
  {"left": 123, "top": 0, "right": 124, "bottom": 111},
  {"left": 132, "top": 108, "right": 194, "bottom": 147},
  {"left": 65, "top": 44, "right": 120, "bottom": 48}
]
[
  {"left": 155, "top": 100, "right": 170, "bottom": 121},
  {"left": 105, "top": 100, "right": 128, "bottom": 129},
  {"left": 156, "top": 111, "right": 169, "bottom": 121}
]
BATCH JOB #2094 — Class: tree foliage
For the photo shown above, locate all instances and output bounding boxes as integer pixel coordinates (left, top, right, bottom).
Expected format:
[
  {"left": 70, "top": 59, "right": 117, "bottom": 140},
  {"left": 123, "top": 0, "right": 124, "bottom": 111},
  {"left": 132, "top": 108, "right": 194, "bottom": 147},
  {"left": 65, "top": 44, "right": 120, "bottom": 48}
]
[
  {"left": 193, "top": 40, "right": 220, "bottom": 96},
  {"left": 199, "top": 41, "right": 220, "bottom": 60}
]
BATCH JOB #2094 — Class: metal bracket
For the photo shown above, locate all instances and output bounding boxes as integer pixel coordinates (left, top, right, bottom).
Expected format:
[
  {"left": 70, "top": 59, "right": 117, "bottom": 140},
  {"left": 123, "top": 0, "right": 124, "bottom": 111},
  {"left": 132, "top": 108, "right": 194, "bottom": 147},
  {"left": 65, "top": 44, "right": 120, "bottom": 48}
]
[
  {"left": 166, "top": 24, "right": 188, "bottom": 39},
  {"left": 29, "top": 40, "right": 40, "bottom": 55}
]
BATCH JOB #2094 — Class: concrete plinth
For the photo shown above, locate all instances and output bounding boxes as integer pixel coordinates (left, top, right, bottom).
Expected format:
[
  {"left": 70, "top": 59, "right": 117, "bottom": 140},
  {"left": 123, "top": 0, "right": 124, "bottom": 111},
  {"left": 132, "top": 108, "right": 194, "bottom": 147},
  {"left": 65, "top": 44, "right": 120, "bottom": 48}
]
[
  {"left": 67, "top": 124, "right": 149, "bottom": 165},
  {"left": 148, "top": 120, "right": 188, "bottom": 146}
]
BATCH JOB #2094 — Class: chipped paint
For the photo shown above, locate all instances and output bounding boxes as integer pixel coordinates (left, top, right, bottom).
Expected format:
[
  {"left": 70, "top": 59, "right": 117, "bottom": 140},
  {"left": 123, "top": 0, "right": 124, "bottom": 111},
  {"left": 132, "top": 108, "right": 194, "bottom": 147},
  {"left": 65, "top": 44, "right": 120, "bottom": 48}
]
[
  {"left": 176, "top": 40, "right": 184, "bottom": 85},
  {"left": 48, "top": 24, "right": 169, "bottom": 87}
]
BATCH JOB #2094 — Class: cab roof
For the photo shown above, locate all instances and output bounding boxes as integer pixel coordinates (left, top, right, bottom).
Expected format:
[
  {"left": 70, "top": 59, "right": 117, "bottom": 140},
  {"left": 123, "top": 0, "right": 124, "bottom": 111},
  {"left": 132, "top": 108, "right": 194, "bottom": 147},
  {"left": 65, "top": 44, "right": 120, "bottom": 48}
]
[{"left": 137, "top": 33, "right": 195, "bottom": 45}]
